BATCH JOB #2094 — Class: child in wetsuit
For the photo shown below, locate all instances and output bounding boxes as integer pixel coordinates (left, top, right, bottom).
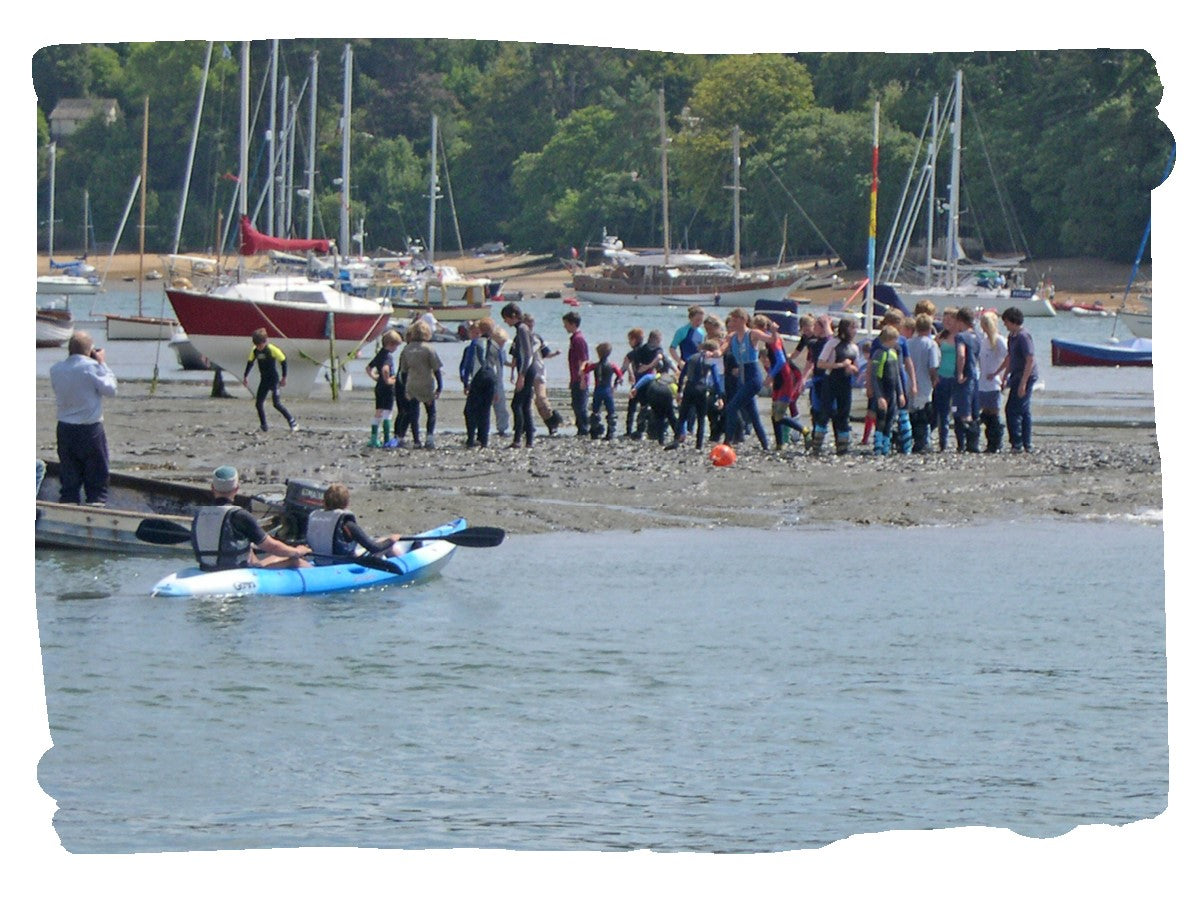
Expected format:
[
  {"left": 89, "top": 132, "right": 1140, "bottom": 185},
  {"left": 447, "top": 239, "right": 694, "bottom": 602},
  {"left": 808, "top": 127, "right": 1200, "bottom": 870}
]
[
  {"left": 582, "top": 342, "right": 624, "bottom": 440},
  {"left": 676, "top": 339, "right": 724, "bottom": 449},
  {"left": 952, "top": 307, "right": 982, "bottom": 453},
  {"left": 366, "top": 329, "right": 401, "bottom": 447},
  {"left": 869, "top": 325, "right": 904, "bottom": 455},
  {"left": 242, "top": 327, "right": 298, "bottom": 433}
]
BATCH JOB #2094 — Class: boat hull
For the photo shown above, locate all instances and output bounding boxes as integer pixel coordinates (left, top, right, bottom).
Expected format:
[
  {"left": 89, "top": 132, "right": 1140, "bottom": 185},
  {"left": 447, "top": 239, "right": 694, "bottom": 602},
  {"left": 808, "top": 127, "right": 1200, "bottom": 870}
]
[
  {"left": 35, "top": 461, "right": 277, "bottom": 554},
  {"left": 1117, "top": 310, "right": 1152, "bottom": 338},
  {"left": 104, "top": 313, "right": 184, "bottom": 341},
  {"left": 891, "top": 285, "right": 1056, "bottom": 317},
  {"left": 168, "top": 334, "right": 214, "bottom": 370},
  {"left": 574, "top": 273, "right": 805, "bottom": 307},
  {"left": 37, "top": 276, "right": 98, "bottom": 295},
  {"left": 1050, "top": 337, "right": 1152, "bottom": 367},
  {"left": 165, "top": 282, "right": 392, "bottom": 393},
  {"left": 36, "top": 307, "right": 73, "bottom": 348},
  {"left": 151, "top": 518, "right": 466, "bottom": 597}
]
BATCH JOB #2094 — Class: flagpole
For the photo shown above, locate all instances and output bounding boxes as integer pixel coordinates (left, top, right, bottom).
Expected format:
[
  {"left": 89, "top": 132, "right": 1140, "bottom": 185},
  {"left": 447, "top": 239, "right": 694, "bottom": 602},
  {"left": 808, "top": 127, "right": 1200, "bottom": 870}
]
[{"left": 865, "top": 101, "right": 879, "bottom": 331}]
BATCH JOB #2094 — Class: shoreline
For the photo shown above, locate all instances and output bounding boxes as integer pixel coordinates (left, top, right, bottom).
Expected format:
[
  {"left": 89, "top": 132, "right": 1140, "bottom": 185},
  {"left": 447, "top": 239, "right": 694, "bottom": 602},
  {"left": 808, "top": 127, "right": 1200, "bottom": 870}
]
[
  {"left": 34, "top": 250, "right": 1160, "bottom": 538},
  {"left": 37, "top": 252, "right": 1149, "bottom": 311},
  {"left": 33, "top": 378, "right": 1161, "bottom": 538}
]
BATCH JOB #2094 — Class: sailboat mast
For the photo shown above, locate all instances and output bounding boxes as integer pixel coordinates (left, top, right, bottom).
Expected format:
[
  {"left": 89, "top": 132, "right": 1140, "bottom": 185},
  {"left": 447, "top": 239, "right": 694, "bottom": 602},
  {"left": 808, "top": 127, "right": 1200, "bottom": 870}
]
[
  {"left": 83, "top": 189, "right": 90, "bottom": 256},
  {"left": 138, "top": 96, "right": 148, "bottom": 313},
  {"left": 865, "top": 102, "right": 880, "bottom": 328},
  {"left": 280, "top": 74, "right": 291, "bottom": 236},
  {"left": 173, "top": 41, "right": 212, "bottom": 256},
  {"left": 428, "top": 114, "right": 438, "bottom": 265},
  {"left": 945, "top": 70, "right": 963, "bottom": 289},
  {"left": 924, "top": 95, "right": 938, "bottom": 287},
  {"left": 47, "top": 142, "right": 56, "bottom": 261},
  {"left": 340, "top": 43, "right": 352, "bottom": 261},
  {"left": 267, "top": 39, "right": 278, "bottom": 237},
  {"left": 237, "top": 41, "right": 249, "bottom": 277},
  {"left": 306, "top": 51, "right": 318, "bottom": 240},
  {"left": 658, "top": 88, "right": 670, "bottom": 265},
  {"left": 732, "top": 125, "right": 741, "bottom": 273}
]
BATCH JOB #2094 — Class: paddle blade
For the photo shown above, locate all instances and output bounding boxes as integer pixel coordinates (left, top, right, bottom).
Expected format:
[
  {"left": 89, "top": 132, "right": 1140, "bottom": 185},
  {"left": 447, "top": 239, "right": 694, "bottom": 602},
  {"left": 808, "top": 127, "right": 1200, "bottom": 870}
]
[
  {"left": 443, "top": 526, "right": 505, "bottom": 548},
  {"left": 136, "top": 517, "right": 193, "bottom": 545}
]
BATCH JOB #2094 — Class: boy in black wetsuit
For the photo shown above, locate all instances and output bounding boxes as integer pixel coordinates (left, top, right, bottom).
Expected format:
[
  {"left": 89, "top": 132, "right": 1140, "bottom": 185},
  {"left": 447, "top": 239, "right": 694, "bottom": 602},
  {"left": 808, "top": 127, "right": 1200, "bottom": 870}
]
[{"left": 243, "top": 328, "right": 298, "bottom": 433}]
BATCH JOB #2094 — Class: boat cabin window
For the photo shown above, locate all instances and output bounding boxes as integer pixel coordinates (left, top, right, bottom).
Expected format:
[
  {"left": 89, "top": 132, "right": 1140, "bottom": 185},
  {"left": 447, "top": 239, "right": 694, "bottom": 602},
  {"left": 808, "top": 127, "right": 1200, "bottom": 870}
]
[{"left": 273, "top": 290, "right": 328, "bottom": 304}]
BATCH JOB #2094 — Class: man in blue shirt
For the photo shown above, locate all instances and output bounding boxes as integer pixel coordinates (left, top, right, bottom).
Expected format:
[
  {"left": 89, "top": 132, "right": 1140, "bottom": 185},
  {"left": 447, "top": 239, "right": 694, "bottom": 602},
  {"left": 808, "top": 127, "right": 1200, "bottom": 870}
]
[{"left": 49, "top": 331, "right": 118, "bottom": 504}]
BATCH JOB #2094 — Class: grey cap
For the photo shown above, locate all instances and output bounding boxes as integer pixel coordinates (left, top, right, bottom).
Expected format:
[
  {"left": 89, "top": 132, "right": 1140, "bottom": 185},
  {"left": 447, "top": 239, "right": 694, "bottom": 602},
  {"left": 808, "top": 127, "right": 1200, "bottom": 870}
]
[{"left": 212, "top": 465, "right": 239, "bottom": 492}]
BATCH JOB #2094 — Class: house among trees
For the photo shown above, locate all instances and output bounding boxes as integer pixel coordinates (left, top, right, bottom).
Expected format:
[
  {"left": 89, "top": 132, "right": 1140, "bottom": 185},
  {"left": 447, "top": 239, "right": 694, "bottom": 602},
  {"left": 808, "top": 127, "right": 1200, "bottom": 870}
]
[{"left": 48, "top": 98, "right": 119, "bottom": 139}]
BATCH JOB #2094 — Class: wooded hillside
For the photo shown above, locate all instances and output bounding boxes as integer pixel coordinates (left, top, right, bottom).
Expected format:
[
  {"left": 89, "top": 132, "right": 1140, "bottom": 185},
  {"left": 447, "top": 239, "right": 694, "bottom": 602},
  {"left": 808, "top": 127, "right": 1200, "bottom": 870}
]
[{"left": 33, "top": 42, "right": 1173, "bottom": 266}]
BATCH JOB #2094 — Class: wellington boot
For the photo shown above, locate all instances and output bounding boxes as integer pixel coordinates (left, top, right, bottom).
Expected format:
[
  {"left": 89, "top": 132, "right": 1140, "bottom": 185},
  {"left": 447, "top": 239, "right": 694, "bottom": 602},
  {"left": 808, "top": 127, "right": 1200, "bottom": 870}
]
[
  {"left": 368, "top": 424, "right": 382, "bottom": 448},
  {"left": 966, "top": 420, "right": 982, "bottom": 453},
  {"left": 382, "top": 419, "right": 392, "bottom": 444},
  {"left": 810, "top": 426, "right": 827, "bottom": 456},
  {"left": 835, "top": 430, "right": 851, "bottom": 456},
  {"left": 896, "top": 410, "right": 913, "bottom": 454}
]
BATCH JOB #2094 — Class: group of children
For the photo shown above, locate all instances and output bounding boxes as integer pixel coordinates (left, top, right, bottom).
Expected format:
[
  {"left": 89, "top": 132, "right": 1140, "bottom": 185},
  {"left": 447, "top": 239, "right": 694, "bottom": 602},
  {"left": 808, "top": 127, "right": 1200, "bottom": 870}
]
[{"left": 240, "top": 295, "right": 1038, "bottom": 458}]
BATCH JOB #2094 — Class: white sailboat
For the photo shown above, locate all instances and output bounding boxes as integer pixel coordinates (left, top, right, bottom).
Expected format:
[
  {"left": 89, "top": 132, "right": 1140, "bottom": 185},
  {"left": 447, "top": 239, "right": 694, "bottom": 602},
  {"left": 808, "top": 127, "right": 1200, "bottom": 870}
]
[
  {"left": 104, "top": 97, "right": 184, "bottom": 341},
  {"left": 38, "top": 142, "right": 99, "bottom": 296},
  {"left": 880, "top": 71, "right": 1054, "bottom": 318}
]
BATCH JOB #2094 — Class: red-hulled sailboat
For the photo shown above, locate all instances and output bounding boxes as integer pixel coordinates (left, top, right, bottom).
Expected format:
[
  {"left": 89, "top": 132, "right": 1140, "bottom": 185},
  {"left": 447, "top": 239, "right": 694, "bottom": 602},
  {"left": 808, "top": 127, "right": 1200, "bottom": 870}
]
[
  {"left": 165, "top": 218, "right": 392, "bottom": 394},
  {"left": 164, "top": 43, "right": 390, "bottom": 395}
]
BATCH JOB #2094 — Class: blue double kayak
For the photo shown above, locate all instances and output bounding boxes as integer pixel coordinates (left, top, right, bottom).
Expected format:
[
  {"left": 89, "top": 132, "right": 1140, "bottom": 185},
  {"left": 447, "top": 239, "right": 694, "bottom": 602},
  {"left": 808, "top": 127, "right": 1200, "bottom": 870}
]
[{"left": 151, "top": 518, "right": 466, "bottom": 598}]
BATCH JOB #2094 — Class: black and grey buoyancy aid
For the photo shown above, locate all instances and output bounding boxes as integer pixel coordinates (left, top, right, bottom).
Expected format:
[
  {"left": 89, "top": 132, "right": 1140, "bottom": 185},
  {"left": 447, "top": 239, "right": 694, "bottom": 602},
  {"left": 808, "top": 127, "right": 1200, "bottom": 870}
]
[
  {"left": 192, "top": 504, "right": 252, "bottom": 571},
  {"left": 305, "top": 509, "right": 359, "bottom": 558}
]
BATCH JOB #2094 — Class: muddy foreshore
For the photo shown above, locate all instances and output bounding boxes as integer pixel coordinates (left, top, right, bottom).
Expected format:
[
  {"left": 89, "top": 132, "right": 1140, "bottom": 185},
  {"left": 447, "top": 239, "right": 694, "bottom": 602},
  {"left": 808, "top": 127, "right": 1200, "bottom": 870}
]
[{"left": 34, "top": 378, "right": 1161, "bottom": 537}]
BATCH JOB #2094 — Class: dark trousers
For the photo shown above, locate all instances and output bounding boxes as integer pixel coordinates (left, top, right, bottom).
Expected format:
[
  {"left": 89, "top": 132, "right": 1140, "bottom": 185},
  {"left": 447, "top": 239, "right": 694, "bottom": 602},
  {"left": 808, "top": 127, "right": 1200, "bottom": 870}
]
[
  {"left": 910, "top": 401, "right": 932, "bottom": 452},
  {"left": 932, "top": 377, "right": 954, "bottom": 450},
  {"left": 404, "top": 398, "right": 437, "bottom": 441},
  {"left": 818, "top": 376, "right": 853, "bottom": 435},
  {"left": 465, "top": 372, "right": 496, "bottom": 446},
  {"left": 590, "top": 389, "right": 616, "bottom": 438},
  {"left": 679, "top": 387, "right": 710, "bottom": 448},
  {"left": 255, "top": 380, "right": 294, "bottom": 431},
  {"left": 1005, "top": 384, "right": 1034, "bottom": 450},
  {"left": 56, "top": 421, "right": 109, "bottom": 504},
  {"left": 569, "top": 382, "right": 589, "bottom": 435},
  {"left": 511, "top": 380, "right": 535, "bottom": 445}
]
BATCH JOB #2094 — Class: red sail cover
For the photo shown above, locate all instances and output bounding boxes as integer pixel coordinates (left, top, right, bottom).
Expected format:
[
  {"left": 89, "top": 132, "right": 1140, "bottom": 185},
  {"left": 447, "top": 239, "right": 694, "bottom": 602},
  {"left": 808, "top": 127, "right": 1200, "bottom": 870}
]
[{"left": 239, "top": 216, "right": 331, "bottom": 255}]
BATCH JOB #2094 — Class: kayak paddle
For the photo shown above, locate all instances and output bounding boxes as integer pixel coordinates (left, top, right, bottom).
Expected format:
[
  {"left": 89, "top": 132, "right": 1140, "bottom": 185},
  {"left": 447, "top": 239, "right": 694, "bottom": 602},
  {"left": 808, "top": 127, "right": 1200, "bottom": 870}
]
[{"left": 135, "top": 517, "right": 506, "bottom": 549}]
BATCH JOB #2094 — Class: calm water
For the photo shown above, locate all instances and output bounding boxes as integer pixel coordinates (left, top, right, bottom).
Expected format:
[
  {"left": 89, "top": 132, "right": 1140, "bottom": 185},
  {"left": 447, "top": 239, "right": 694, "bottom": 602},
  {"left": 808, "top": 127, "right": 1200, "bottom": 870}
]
[
  {"left": 34, "top": 520, "right": 1165, "bottom": 853},
  {"left": 38, "top": 288, "right": 1155, "bottom": 411}
]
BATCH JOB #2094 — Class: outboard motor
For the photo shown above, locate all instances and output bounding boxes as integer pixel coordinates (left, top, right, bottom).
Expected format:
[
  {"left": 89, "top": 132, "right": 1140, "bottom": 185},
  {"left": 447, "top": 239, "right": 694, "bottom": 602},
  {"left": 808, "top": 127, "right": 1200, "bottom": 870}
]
[{"left": 278, "top": 478, "right": 328, "bottom": 542}]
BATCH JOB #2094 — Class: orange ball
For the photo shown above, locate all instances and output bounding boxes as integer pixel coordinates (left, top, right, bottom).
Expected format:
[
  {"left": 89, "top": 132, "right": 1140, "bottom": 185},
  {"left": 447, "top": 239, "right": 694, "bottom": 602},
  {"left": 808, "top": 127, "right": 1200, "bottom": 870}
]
[{"left": 709, "top": 443, "right": 737, "bottom": 467}]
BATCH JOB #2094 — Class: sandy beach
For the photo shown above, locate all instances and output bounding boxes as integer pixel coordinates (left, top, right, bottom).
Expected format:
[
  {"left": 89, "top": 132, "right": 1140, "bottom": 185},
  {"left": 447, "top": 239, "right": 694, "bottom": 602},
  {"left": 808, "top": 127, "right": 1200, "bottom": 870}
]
[{"left": 33, "top": 252, "right": 1160, "bottom": 537}]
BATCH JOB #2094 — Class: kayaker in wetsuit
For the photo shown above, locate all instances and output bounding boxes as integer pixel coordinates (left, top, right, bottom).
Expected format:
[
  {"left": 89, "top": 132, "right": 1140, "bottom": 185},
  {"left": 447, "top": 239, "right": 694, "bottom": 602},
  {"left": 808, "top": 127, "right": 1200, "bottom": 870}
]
[
  {"left": 305, "top": 483, "right": 405, "bottom": 560},
  {"left": 192, "top": 466, "right": 310, "bottom": 571},
  {"left": 242, "top": 328, "right": 299, "bottom": 433}
]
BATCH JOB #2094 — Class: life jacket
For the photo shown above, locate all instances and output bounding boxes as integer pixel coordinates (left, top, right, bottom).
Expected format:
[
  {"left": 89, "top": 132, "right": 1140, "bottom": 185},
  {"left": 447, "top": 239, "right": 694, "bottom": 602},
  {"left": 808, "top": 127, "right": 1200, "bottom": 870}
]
[
  {"left": 305, "top": 509, "right": 359, "bottom": 558},
  {"left": 192, "top": 504, "right": 252, "bottom": 571}
]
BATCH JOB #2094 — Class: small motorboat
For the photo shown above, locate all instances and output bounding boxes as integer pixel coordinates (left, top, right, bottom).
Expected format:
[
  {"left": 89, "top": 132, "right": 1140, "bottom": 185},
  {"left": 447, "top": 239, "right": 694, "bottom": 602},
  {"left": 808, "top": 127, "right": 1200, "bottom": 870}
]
[{"left": 1050, "top": 337, "right": 1152, "bottom": 367}]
